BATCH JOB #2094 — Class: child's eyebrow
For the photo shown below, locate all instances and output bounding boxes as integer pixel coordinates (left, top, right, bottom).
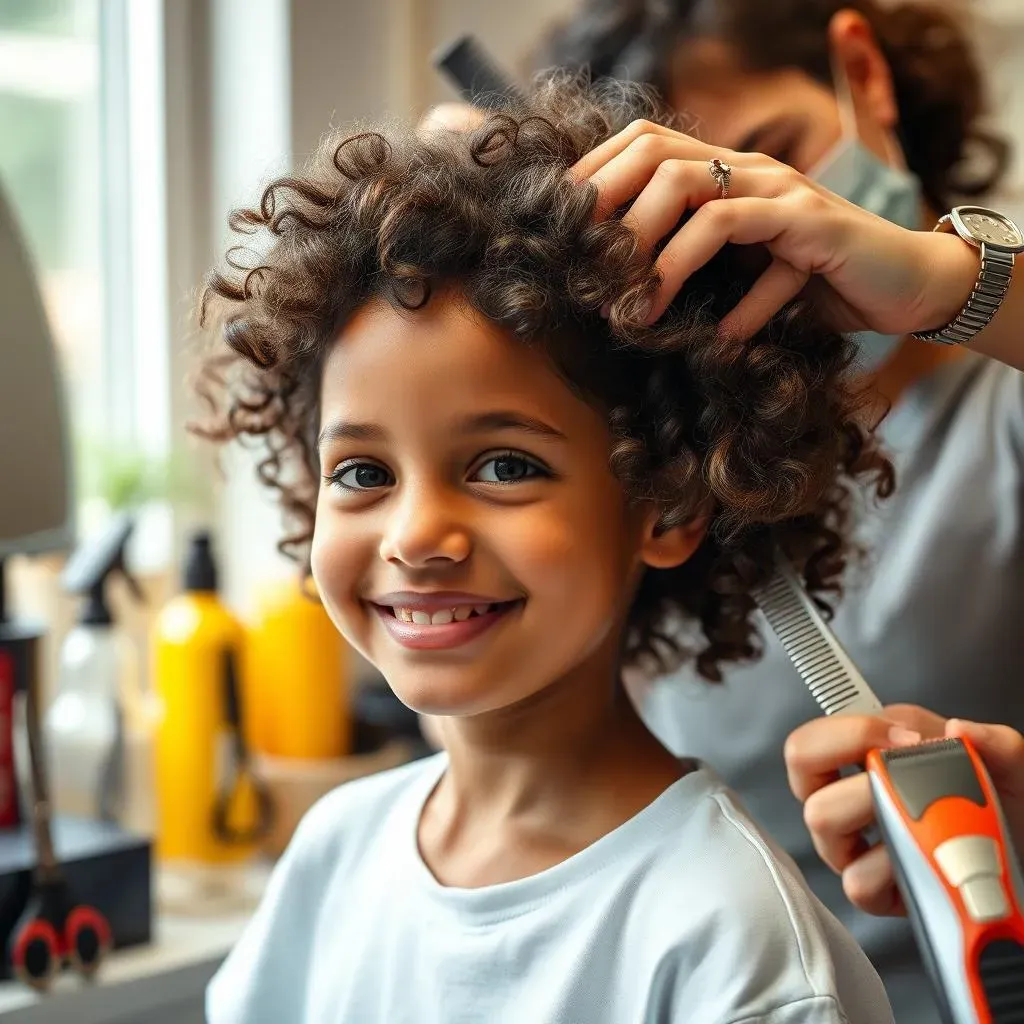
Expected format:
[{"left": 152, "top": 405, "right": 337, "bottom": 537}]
[
  {"left": 316, "top": 412, "right": 567, "bottom": 450},
  {"left": 457, "top": 411, "right": 567, "bottom": 442},
  {"left": 317, "top": 420, "right": 387, "bottom": 449}
]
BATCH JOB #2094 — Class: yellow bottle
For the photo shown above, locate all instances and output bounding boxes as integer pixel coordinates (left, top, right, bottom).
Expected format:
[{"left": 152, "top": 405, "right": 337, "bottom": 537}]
[
  {"left": 246, "top": 576, "right": 350, "bottom": 760},
  {"left": 152, "top": 532, "right": 260, "bottom": 864}
]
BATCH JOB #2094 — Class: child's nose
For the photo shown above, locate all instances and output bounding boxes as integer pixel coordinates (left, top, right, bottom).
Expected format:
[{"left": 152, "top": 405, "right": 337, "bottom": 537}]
[{"left": 378, "top": 486, "right": 472, "bottom": 568}]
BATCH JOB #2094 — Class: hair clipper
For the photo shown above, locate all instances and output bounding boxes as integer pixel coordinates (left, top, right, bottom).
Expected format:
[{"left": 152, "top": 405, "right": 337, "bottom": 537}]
[
  {"left": 755, "top": 558, "right": 1024, "bottom": 1022},
  {"left": 868, "top": 738, "right": 1024, "bottom": 1023}
]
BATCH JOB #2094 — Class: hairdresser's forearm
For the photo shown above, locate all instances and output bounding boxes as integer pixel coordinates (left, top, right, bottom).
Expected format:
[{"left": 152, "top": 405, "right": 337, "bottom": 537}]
[{"left": 925, "top": 230, "right": 1024, "bottom": 374}]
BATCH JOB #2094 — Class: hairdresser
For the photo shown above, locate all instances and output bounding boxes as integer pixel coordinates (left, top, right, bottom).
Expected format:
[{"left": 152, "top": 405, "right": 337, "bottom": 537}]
[{"left": 543, "top": 1, "right": 1024, "bottom": 1020}]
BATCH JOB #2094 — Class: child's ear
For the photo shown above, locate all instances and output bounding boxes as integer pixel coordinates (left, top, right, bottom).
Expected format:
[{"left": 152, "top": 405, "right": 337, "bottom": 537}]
[{"left": 639, "top": 509, "right": 707, "bottom": 570}]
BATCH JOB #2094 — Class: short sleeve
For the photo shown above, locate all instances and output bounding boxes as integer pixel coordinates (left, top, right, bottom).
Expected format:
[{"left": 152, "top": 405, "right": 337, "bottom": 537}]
[
  {"left": 643, "top": 791, "right": 894, "bottom": 1024},
  {"left": 722, "top": 995, "right": 849, "bottom": 1024}
]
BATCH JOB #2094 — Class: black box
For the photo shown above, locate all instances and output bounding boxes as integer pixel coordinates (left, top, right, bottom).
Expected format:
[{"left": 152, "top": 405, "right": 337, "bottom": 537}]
[{"left": 0, "top": 816, "right": 151, "bottom": 979}]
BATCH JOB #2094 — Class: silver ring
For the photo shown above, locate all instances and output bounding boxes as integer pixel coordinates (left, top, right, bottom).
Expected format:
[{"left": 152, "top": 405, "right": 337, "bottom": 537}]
[{"left": 708, "top": 157, "right": 732, "bottom": 199}]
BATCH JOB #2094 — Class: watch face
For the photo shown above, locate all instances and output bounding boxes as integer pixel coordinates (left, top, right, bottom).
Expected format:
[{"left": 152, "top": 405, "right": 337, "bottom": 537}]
[{"left": 955, "top": 208, "right": 1024, "bottom": 249}]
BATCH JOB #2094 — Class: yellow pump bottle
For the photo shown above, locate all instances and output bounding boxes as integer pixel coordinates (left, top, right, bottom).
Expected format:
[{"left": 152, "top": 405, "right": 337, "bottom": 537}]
[
  {"left": 152, "top": 532, "right": 262, "bottom": 864},
  {"left": 246, "top": 576, "right": 350, "bottom": 760}
]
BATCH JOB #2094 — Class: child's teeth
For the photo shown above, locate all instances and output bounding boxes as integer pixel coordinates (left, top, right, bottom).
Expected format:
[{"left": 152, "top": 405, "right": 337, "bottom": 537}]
[
  {"left": 395, "top": 606, "right": 477, "bottom": 624},
  {"left": 393, "top": 603, "right": 508, "bottom": 624}
]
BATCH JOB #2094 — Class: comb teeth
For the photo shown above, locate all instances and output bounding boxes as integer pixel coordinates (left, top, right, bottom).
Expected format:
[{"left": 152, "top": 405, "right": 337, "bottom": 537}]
[{"left": 754, "top": 561, "right": 883, "bottom": 717}]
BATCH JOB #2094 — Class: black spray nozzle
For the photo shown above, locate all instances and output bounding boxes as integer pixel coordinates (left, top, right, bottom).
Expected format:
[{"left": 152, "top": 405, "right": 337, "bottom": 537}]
[
  {"left": 184, "top": 530, "right": 218, "bottom": 592},
  {"left": 433, "top": 35, "right": 524, "bottom": 109},
  {"left": 61, "top": 513, "right": 142, "bottom": 626}
]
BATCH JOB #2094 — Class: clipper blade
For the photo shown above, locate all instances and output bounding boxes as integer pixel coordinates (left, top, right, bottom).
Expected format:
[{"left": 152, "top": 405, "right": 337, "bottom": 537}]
[{"left": 754, "top": 559, "right": 883, "bottom": 716}]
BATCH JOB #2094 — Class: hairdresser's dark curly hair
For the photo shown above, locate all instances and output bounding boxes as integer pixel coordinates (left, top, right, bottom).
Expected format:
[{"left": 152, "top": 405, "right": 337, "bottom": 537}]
[
  {"left": 195, "top": 75, "right": 893, "bottom": 682},
  {"left": 541, "top": 0, "right": 1010, "bottom": 214}
]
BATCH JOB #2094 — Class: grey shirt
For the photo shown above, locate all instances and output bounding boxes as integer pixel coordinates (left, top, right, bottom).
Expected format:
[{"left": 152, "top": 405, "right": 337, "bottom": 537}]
[{"left": 642, "top": 352, "right": 1024, "bottom": 1023}]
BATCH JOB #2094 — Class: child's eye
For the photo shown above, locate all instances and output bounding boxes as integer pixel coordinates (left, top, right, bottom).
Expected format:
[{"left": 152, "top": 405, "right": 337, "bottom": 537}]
[
  {"left": 471, "top": 451, "right": 550, "bottom": 485},
  {"left": 327, "top": 461, "right": 393, "bottom": 491}
]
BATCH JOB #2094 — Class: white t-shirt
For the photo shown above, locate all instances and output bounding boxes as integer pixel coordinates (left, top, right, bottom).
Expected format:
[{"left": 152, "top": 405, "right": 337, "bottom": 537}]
[{"left": 207, "top": 753, "right": 893, "bottom": 1024}]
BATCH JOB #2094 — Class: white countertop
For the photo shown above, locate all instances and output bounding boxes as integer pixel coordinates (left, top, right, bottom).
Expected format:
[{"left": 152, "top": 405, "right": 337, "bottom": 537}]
[{"left": 0, "top": 867, "right": 270, "bottom": 1023}]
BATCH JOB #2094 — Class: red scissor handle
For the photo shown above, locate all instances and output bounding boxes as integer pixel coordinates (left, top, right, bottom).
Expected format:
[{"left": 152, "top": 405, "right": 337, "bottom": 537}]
[
  {"left": 11, "top": 903, "right": 111, "bottom": 989},
  {"left": 11, "top": 916, "right": 62, "bottom": 991},
  {"left": 65, "top": 904, "right": 111, "bottom": 977}
]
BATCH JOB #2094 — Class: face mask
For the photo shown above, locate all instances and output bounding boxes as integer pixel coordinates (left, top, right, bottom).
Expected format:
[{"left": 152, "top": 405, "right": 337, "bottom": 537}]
[{"left": 807, "top": 67, "right": 922, "bottom": 374}]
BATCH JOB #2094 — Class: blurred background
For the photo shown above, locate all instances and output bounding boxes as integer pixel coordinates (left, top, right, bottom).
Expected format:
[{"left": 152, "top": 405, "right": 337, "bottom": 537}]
[{"left": 0, "top": 0, "right": 1023, "bottom": 1021}]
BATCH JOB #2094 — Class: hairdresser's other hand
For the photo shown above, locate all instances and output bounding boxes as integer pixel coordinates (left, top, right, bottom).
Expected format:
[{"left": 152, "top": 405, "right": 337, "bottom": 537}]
[
  {"left": 785, "top": 705, "right": 1024, "bottom": 917},
  {"left": 417, "top": 103, "right": 486, "bottom": 136},
  {"left": 571, "top": 120, "right": 978, "bottom": 341}
]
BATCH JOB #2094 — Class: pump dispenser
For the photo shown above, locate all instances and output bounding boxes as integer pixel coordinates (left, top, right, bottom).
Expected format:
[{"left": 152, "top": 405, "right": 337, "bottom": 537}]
[{"left": 44, "top": 513, "right": 147, "bottom": 829}]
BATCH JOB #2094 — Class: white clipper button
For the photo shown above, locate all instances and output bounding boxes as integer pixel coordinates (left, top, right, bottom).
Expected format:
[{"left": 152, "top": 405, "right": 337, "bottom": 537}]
[
  {"left": 960, "top": 876, "right": 1010, "bottom": 923},
  {"left": 934, "top": 835, "right": 1000, "bottom": 886}
]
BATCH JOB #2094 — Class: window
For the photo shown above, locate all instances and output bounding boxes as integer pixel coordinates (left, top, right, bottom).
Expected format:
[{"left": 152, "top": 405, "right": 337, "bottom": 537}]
[
  {"left": 1, "top": 0, "right": 172, "bottom": 561},
  {"left": 0, "top": 0, "right": 104, "bottom": 454}
]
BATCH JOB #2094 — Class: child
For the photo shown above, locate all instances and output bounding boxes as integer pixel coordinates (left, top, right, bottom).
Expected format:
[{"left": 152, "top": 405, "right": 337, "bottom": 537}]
[{"left": 200, "top": 75, "right": 895, "bottom": 1024}]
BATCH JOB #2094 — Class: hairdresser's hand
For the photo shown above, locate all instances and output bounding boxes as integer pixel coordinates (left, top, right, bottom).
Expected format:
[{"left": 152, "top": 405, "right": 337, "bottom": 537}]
[
  {"left": 571, "top": 120, "right": 979, "bottom": 343},
  {"left": 785, "top": 705, "right": 1024, "bottom": 917},
  {"left": 418, "top": 103, "right": 486, "bottom": 135}
]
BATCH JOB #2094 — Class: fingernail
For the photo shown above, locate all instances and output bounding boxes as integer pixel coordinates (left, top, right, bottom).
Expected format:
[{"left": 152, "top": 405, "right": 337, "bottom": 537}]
[
  {"left": 600, "top": 302, "right": 611, "bottom": 319},
  {"left": 888, "top": 725, "right": 922, "bottom": 746},
  {"left": 638, "top": 300, "right": 654, "bottom": 324},
  {"left": 947, "top": 719, "right": 982, "bottom": 738}
]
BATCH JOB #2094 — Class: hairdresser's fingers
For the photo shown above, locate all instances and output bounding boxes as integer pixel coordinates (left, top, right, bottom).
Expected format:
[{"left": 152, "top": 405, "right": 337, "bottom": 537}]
[
  {"left": 650, "top": 197, "right": 792, "bottom": 322},
  {"left": 619, "top": 159, "right": 722, "bottom": 252},
  {"left": 945, "top": 719, "right": 1024, "bottom": 853},
  {"left": 717, "top": 258, "right": 810, "bottom": 339},
  {"left": 945, "top": 719, "right": 1024, "bottom": 792},
  {"left": 843, "top": 842, "right": 905, "bottom": 917},
  {"left": 579, "top": 125, "right": 794, "bottom": 218},
  {"left": 881, "top": 703, "right": 950, "bottom": 741},
  {"left": 786, "top": 716, "right": 890, "bottom": 803},
  {"left": 587, "top": 141, "right": 783, "bottom": 224},
  {"left": 570, "top": 119, "right": 697, "bottom": 184},
  {"left": 587, "top": 135, "right": 730, "bottom": 221},
  {"left": 785, "top": 712, "right": 925, "bottom": 804},
  {"left": 803, "top": 772, "right": 875, "bottom": 875}
]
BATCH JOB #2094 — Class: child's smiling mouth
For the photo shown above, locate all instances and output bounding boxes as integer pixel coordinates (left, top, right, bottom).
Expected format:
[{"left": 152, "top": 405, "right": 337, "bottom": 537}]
[{"left": 368, "top": 592, "right": 525, "bottom": 650}]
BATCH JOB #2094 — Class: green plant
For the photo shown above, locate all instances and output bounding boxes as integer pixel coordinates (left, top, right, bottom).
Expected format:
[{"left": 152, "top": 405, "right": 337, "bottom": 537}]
[{"left": 76, "top": 437, "right": 212, "bottom": 513}]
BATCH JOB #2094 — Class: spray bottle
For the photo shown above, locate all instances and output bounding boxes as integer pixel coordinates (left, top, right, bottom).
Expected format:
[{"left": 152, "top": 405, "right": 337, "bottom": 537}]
[
  {"left": 44, "top": 513, "right": 147, "bottom": 830},
  {"left": 152, "top": 531, "right": 271, "bottom": 866}
]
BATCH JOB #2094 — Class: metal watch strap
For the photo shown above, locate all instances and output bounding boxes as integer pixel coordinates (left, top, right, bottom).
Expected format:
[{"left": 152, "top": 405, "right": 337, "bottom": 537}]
[{"left": 912, "top": 243, "right": 1015, "bottom": 346}]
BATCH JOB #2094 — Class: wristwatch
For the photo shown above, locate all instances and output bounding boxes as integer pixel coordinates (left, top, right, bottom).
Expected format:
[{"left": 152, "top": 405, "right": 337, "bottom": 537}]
[{"left": 912, "top": 206, "right": 1024, "bottom": 346}]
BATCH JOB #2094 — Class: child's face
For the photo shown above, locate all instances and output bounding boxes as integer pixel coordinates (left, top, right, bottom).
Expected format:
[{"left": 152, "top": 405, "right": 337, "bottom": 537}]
[{"left": 311, "top": 294, "right": 690, "bottom": 717}]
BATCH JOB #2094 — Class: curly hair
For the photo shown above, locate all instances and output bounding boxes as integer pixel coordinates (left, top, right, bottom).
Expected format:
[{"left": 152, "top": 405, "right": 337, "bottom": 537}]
[{"left": 195, "top": 74, "right": 893, "bottom": 682}]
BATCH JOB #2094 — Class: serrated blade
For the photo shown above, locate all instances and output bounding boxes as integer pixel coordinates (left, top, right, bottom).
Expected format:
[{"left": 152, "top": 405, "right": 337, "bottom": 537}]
[{"left": 754, "top": 559, "right": 883, "bottom": 716}]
